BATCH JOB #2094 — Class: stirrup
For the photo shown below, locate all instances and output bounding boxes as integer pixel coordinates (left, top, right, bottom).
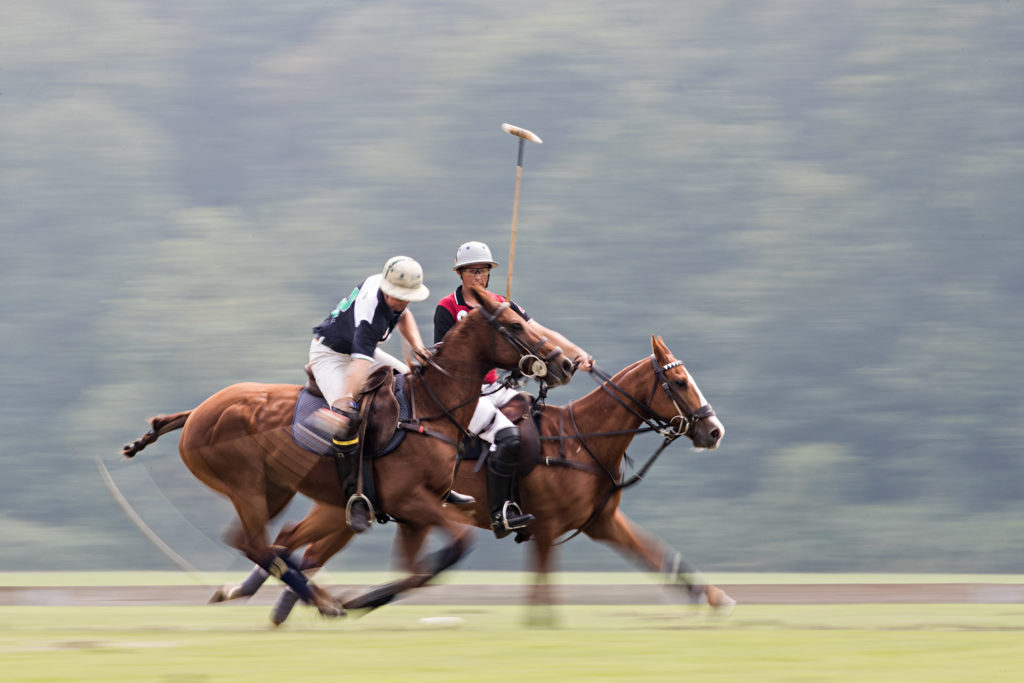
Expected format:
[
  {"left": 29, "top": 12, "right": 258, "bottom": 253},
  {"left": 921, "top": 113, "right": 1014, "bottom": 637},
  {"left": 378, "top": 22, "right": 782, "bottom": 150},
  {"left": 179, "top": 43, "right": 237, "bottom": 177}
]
[
  {"left": 493, "top": 501, "right": 534, "bottom": 531},
  {"left": 346, "top": 493, "right": 374, "bottom": 533}
]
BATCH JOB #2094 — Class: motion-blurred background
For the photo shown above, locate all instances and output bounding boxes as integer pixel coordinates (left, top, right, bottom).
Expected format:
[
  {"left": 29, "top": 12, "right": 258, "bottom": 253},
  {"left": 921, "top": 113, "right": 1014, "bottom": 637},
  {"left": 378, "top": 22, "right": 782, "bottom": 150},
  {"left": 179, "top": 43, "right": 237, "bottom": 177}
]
[{"left": 2, "top": 1, "right": 1021, "bottom": 573}]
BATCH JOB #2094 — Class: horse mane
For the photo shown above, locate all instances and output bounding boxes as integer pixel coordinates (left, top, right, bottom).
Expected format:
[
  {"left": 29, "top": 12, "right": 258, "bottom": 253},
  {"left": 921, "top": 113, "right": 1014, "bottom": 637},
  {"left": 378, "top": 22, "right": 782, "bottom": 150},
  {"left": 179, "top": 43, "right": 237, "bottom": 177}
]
[
  {"left": 428, "top": 309, "right": 477, "bottom": 363},
  {"left": 428, "top": 283, "right": 507, "bottom": 366}
]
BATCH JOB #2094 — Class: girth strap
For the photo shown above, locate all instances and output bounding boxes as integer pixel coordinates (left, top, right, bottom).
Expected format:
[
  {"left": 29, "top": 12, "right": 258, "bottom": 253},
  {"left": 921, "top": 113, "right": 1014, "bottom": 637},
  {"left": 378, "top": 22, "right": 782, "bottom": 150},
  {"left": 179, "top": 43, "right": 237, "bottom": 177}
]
[{"left": 397, "top": 420, "right": 461, "bottom": 447}]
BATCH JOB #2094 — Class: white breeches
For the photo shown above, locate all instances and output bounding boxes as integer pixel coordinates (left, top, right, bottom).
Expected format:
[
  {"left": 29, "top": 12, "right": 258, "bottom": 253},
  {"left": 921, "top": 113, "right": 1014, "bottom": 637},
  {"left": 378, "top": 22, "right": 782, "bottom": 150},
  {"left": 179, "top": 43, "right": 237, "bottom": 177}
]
[
  {"left": 308, "top": 338, "right": 409, "bottom": 409},
  {"left": 468, "top": 382, "right": 520, "bottom": 444}
]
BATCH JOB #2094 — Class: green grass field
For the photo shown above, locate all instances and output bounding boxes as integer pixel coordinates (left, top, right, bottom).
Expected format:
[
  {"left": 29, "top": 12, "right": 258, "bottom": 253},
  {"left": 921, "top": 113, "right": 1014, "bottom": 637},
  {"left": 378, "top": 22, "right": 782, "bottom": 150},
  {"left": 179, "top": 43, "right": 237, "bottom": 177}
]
[{"left": 2, "top": 573, "right": 1024, "bottom": 682}]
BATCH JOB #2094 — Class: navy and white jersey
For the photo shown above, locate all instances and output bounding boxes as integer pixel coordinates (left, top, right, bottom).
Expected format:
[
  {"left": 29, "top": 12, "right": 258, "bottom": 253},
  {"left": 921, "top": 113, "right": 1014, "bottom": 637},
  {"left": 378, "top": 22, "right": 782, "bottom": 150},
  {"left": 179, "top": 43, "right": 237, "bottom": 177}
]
[{"left": 313, "top": 274, "right": 403, "bottom": 361}]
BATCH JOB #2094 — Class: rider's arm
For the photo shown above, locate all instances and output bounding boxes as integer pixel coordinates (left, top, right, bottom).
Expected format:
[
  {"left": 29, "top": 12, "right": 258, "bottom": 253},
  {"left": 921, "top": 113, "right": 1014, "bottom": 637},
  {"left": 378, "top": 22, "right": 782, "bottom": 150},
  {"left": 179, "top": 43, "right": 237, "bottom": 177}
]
[
  {"left": 397, "top": 309, "right": 429, "bottom": 361},
  {"left": 528, "top": 319, "right": 594, "bottom": 372}
]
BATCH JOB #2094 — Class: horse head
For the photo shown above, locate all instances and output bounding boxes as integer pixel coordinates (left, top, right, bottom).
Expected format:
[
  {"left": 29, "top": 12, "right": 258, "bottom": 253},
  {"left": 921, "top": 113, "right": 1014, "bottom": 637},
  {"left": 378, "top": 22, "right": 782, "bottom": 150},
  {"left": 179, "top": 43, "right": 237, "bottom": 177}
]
[
  {"left": 649, "top": 335, "right": 725, "bottom": 450},
  {"left": 467, "top": 284, "right": 575, "bottom": 387}
]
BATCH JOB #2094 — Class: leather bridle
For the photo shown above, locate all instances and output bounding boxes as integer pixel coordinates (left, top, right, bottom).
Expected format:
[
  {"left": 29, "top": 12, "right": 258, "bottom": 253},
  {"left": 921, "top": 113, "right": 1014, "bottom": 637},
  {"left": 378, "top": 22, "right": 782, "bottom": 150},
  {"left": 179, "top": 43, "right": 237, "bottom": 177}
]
[
  {"left": 541, "top": 356, "right": 718, "bottom": 545},
  {"left": 587, "top": 356, "right": 717, "bottom": 444},
  {"left": 409, "top": 302, "right": 569, "bottom": 441},
  {"left": 477, "top": 302, "right": 566, "bottom": 380}
]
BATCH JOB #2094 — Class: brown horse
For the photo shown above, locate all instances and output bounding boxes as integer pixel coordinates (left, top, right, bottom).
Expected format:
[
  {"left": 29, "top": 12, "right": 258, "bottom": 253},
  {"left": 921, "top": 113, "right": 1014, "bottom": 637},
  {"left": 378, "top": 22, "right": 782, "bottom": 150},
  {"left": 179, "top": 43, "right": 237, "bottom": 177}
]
[
  {"left": 121, "top": 284, "right": 576, "bottom": 617},
  {"left": 216, "top": 335, "right": 732, "bottom": 624}
]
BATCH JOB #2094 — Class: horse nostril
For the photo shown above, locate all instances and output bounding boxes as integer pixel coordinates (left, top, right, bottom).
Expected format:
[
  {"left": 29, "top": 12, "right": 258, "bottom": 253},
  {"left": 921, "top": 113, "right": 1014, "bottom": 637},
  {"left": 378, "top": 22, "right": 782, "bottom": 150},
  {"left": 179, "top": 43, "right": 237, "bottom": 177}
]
[
  {"left": 709, "top": 429, "right": 721, "bottom": 442},
  {"left": 562, "top": 358, "right": 574, "bottom": 375}
]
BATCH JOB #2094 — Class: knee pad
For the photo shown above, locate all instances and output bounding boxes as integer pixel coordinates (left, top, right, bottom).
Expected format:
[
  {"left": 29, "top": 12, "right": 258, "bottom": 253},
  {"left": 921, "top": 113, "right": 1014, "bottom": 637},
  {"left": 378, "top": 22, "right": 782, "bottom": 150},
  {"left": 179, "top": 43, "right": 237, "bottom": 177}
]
[
  {"left": 489, "top": 426, "right": 521, "bottom": 477},
  {"left": 495, "top": 425, "right": 520, "bottom": 447}
]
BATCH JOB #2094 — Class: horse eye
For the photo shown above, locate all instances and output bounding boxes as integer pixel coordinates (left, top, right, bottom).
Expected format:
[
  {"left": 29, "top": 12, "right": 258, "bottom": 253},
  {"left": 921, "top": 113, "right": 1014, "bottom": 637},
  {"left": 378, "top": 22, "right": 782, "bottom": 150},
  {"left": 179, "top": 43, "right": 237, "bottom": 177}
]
[
  {"left": 510, "top": 322, "right": 524, "bottom": 332},
  {"left": 675, "top": 379, "right": 688, "bottom": 389}
]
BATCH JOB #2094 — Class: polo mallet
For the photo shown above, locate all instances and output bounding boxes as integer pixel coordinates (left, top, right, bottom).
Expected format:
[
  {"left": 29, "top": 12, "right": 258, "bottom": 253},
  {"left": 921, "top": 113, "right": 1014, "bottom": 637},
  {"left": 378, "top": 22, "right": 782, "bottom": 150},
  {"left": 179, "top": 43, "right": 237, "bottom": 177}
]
[{"left": 501, "top": 123, "right": 542, "bottom": 299}]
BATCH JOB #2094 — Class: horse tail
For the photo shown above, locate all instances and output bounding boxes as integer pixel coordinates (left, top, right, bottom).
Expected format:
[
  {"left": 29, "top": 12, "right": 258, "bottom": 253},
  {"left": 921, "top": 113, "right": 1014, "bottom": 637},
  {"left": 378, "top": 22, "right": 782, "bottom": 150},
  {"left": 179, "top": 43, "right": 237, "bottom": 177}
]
[{"left": 122, "top": 410, "right": 192, "bottom": 458}]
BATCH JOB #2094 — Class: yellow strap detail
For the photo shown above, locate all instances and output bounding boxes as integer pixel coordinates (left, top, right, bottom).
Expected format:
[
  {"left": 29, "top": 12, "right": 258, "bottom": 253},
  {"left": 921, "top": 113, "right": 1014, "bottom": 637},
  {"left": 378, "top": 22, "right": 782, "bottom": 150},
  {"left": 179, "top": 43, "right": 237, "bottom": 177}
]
[
  {"left": 333, "top": 437, "right": 359, "bottom": 447},
  {"left": 269, "top": 557, "right": 288, "bottom": 579}
]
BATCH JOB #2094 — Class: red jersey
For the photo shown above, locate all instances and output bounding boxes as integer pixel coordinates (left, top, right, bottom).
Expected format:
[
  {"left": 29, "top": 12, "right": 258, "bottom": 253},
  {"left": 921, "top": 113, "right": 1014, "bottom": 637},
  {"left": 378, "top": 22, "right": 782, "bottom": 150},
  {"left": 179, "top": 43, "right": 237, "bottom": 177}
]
[{"left": 433, "top": 286, "right": 529, "bottom": 384}]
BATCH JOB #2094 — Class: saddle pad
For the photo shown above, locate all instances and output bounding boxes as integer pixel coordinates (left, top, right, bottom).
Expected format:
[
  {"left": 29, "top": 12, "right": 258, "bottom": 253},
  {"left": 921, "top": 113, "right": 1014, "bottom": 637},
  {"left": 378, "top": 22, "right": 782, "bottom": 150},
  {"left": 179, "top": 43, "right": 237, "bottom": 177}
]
[
  {"left": 290, "top": 376, "right": 411, "bottom": 458},
  {"left": 291, "top": 388, "right": 336, "bottom": 456}
]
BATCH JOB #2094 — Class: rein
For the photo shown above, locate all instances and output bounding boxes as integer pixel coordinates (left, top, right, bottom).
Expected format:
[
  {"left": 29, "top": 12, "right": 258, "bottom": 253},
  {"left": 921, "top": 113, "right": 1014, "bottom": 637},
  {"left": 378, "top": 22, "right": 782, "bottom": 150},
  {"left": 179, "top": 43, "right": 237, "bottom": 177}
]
[
  {"left": 399, "top": 304, "right": 561, "bottom": 446},
  {"left": 545, "top": 357, "right": 717, "bottom": 545}
]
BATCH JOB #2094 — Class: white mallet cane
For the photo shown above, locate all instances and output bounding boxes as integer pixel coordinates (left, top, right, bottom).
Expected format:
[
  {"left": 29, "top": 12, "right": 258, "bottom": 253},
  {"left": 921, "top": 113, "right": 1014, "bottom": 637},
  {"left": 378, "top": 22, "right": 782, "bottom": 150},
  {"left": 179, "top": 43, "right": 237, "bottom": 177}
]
[{"left": 501, "top": 123, "right": 542, "bottom": 300}]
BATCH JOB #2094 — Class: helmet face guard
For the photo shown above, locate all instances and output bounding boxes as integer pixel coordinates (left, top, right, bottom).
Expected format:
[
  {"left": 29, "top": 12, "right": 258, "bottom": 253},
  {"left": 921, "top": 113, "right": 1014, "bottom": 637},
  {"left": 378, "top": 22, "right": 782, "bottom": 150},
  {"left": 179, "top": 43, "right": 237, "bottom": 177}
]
[{"left": 457, "top": 268, "right": 491, "bottom": 289}]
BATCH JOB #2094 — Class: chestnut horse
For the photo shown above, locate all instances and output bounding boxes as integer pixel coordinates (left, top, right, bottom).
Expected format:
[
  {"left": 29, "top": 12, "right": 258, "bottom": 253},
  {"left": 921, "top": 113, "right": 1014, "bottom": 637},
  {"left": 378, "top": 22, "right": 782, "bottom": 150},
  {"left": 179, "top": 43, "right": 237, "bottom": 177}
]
[
  {"left": 216, "top": 335, "right": 732, "bottom": 624},
  {"left": 121, "top": 284, "right": 576, "bottom": 618}
]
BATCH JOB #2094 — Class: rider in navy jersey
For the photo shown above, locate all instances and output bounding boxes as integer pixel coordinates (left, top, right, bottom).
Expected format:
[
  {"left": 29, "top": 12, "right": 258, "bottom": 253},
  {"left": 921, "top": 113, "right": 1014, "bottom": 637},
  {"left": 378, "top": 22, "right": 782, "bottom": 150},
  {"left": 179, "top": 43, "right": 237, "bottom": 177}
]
[
  {"left": 313, "top": 274, "right": 411, "bottom": 365},
  {"left": 309, "top": 255, "right": 430, "bottom": 532}
]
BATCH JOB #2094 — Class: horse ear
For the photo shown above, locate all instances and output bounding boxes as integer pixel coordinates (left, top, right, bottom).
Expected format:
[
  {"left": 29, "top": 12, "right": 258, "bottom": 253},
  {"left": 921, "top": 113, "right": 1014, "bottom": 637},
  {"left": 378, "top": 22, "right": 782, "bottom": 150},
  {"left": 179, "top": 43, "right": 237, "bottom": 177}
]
[
  {"left": 470, "top": 284, "right": 495, "bottom": 312},
  {"left": 651, "top": 335, "right": 668, "bottom": 358}
]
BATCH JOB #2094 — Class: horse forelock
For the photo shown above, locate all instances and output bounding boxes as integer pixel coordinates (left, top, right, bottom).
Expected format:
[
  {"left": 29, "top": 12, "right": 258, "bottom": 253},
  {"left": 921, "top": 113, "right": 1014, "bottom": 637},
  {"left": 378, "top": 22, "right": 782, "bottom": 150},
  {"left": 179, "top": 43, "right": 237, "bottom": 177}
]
[
  {"left": 651, "top": 342, "right": 724, "bottom": 447},
  {"left": 654, "top": 351, "right": 707, "bottom": 416}
]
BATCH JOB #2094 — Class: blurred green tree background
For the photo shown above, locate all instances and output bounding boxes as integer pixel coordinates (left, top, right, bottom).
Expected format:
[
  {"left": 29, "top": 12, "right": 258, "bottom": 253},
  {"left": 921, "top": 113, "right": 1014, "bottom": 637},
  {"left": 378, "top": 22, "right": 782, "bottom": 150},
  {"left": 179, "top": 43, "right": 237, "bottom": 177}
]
[{"left": 2, "top": 0, "right": 1022, "bottom": 572}]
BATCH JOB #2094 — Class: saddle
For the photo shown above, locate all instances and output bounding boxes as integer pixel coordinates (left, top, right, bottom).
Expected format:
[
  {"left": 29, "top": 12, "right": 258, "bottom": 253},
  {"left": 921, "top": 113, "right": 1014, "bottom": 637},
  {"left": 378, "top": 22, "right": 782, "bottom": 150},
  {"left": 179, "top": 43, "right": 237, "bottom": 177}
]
[
  {"left": 302, "top": 364, "right": 404, "bottom": 457},
  {"left": 299, "top": 364, "right": 408, "bottom": 524}
]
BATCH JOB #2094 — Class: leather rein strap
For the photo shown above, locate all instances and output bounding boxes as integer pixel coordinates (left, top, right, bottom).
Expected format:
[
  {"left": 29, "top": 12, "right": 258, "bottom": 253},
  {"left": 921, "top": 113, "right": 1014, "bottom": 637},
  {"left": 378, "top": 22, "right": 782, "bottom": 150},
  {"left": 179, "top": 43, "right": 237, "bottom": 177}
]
[
  {"left": 545, "top": 357, "right": 717, "bottom": 545},
  {"left": 399, "top": 302, "right": 557, "bottom": 447}
]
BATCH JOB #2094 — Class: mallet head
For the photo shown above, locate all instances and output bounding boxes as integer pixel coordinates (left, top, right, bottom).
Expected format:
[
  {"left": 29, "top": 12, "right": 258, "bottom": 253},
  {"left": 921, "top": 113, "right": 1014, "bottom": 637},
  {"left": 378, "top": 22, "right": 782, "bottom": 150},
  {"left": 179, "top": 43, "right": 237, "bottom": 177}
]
[{"left": 501, "top": 123, "right": 542, "bottom": 144}]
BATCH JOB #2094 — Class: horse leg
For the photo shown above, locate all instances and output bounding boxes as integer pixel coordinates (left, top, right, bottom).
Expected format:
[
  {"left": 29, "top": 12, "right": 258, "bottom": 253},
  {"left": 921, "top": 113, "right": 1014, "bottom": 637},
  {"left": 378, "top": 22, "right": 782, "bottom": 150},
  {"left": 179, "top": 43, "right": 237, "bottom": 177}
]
[
  {"left": 270, "top": 522, "right": 355, "bottom": 626},
  {"left": 209, "top": 564, "right": 270, "bottom": 604},
  {"left": 343, "top": 532, "right": 471, "bottom": 611},
  {"left": 337, "top": 522, "right": 433, "bottom": 615},
  {"left": 585, "top": 509, "right": 735, "bottom": 613},
  {"left": 224, "top": 494, "right": 344, "bottom": 619},
  {"left": 525, "top": 535, "right": 559, "bottom": 628},
  {"left": 210, "top": 493, "right": 343, "bottom": 605},
  {"left": 343, "top": 502, "right": 474, "bottom": 613},
  {"left": 393, "top": 522, "right": 431, "bottom": 572}
]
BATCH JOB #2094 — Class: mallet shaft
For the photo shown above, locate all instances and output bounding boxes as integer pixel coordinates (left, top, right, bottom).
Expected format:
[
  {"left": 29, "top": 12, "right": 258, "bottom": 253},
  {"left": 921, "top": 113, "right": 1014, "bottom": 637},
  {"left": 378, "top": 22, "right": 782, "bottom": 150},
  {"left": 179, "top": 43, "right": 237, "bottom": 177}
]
[{"left": 501, "top": 124, "right": 541, "bottom": 300}]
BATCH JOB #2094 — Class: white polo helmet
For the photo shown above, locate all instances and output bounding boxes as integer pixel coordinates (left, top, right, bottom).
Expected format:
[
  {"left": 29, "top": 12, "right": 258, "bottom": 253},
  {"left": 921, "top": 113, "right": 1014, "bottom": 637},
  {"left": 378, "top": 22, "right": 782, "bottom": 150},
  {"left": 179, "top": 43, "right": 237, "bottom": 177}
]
[
  {"left": 380, "top": 255, "right": 430, "bottom": 302},
  {"left": 453, "top": 241, "right": 499, "bottom": 271}
]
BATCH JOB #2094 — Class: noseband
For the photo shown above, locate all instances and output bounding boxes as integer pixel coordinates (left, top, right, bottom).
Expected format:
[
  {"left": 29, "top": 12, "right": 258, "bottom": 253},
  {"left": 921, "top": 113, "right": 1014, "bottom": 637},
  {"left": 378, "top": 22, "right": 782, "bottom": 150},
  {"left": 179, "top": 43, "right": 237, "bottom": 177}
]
[
  {"left": 542, "top": 356, "right": 718, "bottom": 546},
  {"left": 406, "top": 302, "right": 567, "bottom": 444},
  {"left": 648, "top": 358, "right": 717, "bottom": 439},
  {"left": 589, "top": 356, "right": 716, "bottom": 442},
  {"left": 477, "top": 302, "right": 564, "bottom": 381}
]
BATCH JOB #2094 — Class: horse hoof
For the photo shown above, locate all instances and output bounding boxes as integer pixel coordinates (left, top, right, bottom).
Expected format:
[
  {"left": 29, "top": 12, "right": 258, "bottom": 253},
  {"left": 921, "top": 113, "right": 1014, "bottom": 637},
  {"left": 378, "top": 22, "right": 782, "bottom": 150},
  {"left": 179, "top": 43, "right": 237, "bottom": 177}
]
[
  {"left": 208, "top": 586, "right": 230, "bottom": 603},
  {"left": 270, "top": 613, "right": 288, "bottom": 628},
  {"left": 316, "top": 599, "right": 347, "bottom": 619},
  {"left": 709, "top": 590, "right": 736, "bottom": 616}
]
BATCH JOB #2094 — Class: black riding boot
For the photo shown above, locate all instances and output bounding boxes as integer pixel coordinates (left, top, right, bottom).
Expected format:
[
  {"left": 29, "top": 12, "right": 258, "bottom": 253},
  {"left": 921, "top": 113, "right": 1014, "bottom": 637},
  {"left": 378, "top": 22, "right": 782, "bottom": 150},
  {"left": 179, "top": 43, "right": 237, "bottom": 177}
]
[
  {"left": 487, "top": 426, "right": 534, "bottom": 539},
  {"left": 332, "top": 415, "right": 371, "bottom": 534},
  {"left": 443, "top": 490, "right": 476, "bottom": 505}
]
